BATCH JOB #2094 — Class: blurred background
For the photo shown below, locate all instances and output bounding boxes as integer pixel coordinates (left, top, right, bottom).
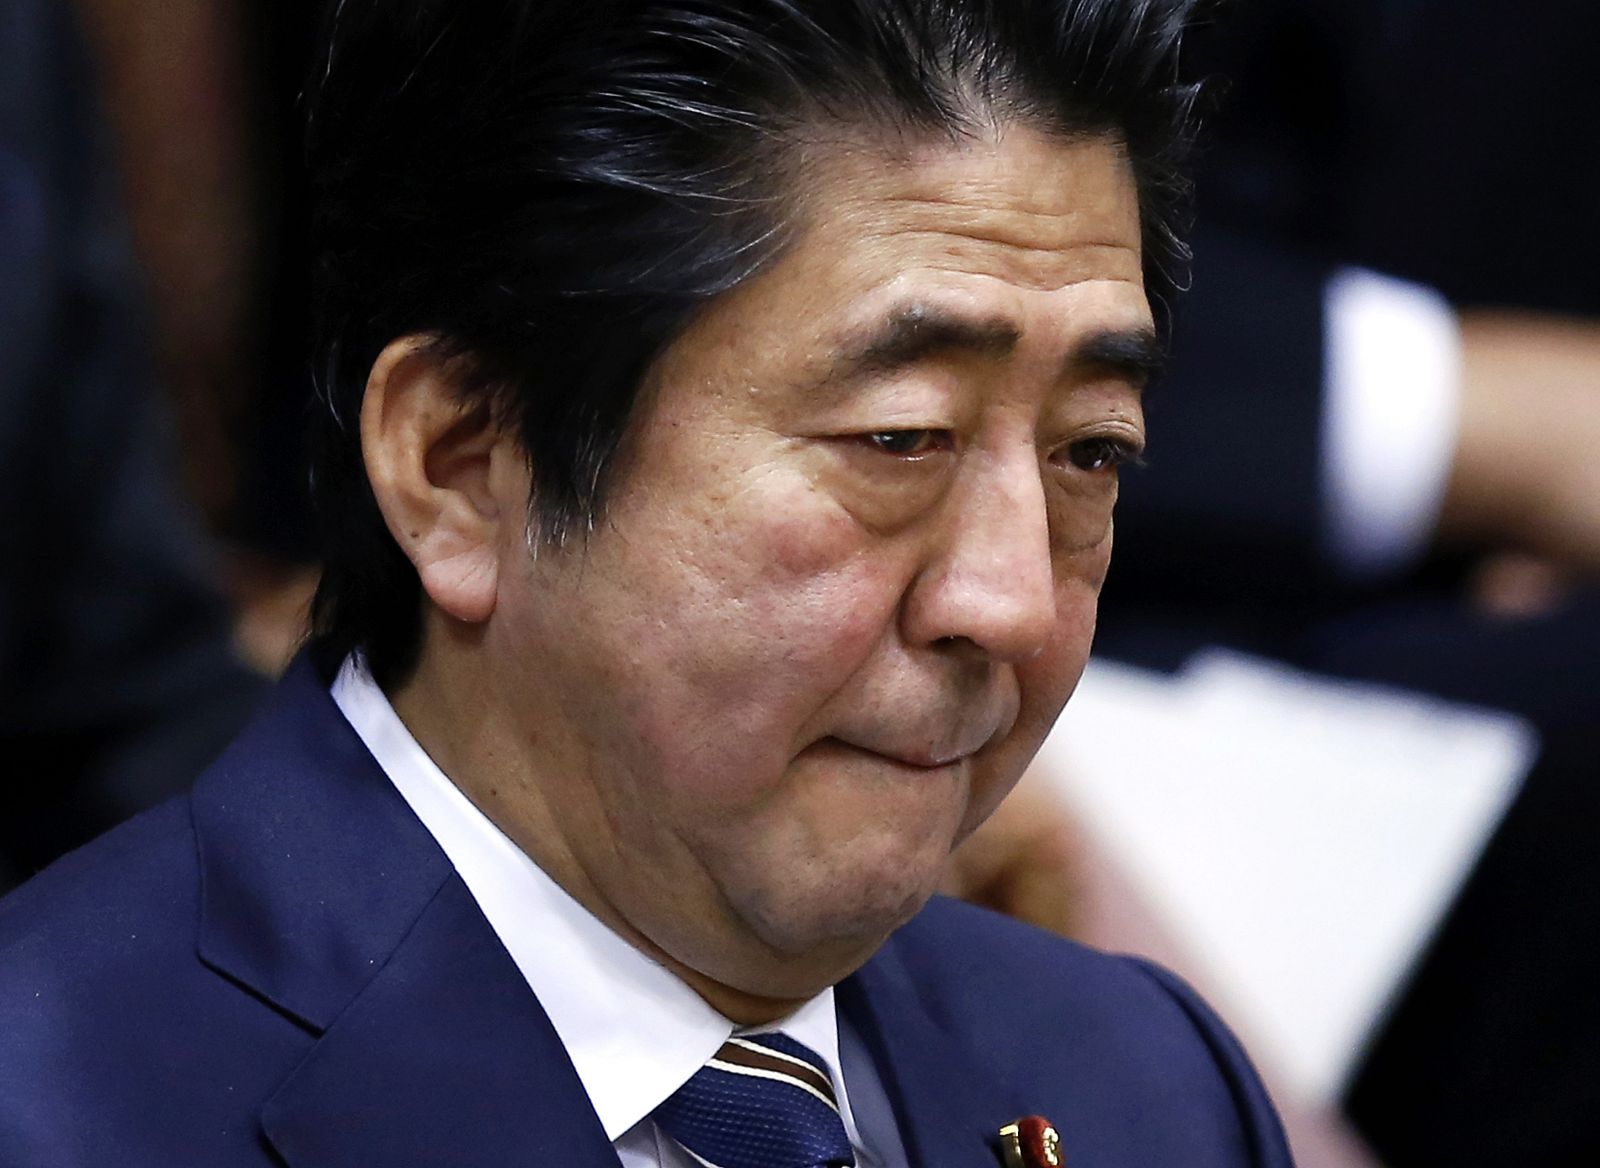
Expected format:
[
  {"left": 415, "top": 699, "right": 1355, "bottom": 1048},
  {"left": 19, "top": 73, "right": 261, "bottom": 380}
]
[{"left": 2, "top": 0, "right": 1596, "bottom": 1164}]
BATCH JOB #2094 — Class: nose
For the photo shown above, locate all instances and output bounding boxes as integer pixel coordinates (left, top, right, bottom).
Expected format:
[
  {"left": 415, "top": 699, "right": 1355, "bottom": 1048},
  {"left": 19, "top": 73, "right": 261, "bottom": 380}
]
[{"left": 901, "top": 446, "right": 1058, "bottom": 663}]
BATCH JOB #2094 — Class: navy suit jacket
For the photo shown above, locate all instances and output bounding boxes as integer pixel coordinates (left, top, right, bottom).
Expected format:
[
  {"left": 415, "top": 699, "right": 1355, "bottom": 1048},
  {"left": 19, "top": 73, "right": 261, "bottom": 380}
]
[{"left": 0, "top": 659, "right": 1292, "bottom": 1167}]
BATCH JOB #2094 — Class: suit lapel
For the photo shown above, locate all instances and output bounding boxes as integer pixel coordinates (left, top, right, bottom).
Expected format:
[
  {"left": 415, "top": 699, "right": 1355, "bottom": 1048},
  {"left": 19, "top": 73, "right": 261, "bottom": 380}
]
[
  {"left": 260, "top": 874, "right": 620, "bottom": 1167},
  {"left": 191, "top": 656, "right": 453, "bottom": 1030},
  {"left": 840, "top": 935, "right": 1029, "bottom": 1168},
  {"left": 189, "top": 657, "right": 619, "bottom": 1166}
]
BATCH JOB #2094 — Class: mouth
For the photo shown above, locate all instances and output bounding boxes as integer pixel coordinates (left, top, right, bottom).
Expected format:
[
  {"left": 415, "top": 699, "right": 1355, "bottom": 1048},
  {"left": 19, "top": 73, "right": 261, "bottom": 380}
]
[
  {"left": 813, "top": 689, "right": 1017, "bottom": 775},
  {"left": 821, "top": 733, "right": 990, "bottom": 772}
]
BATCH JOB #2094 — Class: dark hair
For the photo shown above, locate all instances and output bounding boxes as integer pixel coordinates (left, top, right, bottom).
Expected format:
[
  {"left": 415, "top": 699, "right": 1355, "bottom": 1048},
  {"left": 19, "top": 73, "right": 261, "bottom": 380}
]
[{"left": 306, "top": 0, "right": 1203, "bottom": 685}]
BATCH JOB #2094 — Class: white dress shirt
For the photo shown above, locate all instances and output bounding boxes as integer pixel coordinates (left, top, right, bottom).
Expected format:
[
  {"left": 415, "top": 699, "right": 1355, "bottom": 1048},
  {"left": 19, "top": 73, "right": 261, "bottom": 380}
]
[
  {"left": 332, "top": 658, "right": 899, "bottom": 1167},
  {"left": 1323, "top": 266, "right": 1462, "bottom": 579}
]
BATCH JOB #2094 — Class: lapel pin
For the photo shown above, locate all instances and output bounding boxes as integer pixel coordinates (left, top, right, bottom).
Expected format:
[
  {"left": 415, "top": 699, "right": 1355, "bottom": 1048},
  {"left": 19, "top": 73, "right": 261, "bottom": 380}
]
[{"left": 998, "top": 1116, "right": 1063, "bottom": 1168}]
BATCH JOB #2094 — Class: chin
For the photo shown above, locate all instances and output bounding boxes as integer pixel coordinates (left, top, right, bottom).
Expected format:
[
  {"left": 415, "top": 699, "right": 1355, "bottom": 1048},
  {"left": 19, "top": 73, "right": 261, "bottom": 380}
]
[{"left": 728, "top": 844, "right": 946, "bottom": 966}]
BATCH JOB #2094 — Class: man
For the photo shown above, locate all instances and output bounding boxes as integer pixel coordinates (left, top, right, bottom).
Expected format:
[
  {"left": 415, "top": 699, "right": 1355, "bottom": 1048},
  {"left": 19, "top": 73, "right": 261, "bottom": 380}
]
[{"left": 0, "top": 2, "right": 1292, "bottom": 1164}]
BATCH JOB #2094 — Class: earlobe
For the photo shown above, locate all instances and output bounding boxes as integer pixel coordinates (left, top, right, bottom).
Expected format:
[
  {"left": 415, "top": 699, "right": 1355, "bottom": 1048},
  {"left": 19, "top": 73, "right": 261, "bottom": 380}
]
[{"left": 361, "top": 337, "right": 514, "bottom": 625}]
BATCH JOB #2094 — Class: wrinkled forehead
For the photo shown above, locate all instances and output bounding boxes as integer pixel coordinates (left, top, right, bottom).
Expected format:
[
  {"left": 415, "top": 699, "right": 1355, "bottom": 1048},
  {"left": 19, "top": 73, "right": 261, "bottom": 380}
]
[
  {"left": 775, "top": 121, "right": 1144, "bottom": 283},
  {"left": 723, "top": 126, "right": 1148, "bottom": 341},
  {"left": 635, "top": 127, "right": 1153, "bottom": 425},
  {"left": 745, "top": 93, "right": 1190, "bottom": 355}
]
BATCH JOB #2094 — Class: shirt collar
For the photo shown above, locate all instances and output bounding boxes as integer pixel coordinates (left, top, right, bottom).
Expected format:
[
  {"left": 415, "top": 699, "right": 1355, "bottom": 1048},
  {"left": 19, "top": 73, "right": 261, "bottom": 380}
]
[{"left": 330, "top": 657, "right": 866, "bottom": 1147}]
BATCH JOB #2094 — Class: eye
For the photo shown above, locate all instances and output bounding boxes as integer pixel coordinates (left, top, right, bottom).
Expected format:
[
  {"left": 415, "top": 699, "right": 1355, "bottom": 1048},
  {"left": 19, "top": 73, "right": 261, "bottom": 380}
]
[
  {"left": 862, "top": 429, "right": 949, "bottom": 457},
  {"left": 1062, "top": 435, "right": 1144, "bottom": 473}
]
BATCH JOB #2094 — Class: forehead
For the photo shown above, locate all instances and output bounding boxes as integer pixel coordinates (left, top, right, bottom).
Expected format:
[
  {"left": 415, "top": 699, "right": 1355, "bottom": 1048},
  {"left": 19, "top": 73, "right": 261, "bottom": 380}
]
[
  {"left": 647, "top": 127, "right": 1151, "bottom": 403},
  {"left": 787, "top": 123, "right": 1145, "bottom": 294}
]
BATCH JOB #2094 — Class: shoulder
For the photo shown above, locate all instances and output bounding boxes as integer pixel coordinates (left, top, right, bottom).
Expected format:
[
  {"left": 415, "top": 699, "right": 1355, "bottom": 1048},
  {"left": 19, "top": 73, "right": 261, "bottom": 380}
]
[
  {"left": 0, "top": 796, "right": 198, "bottom": 988},
  {"left": 882, "top": 896, "right": 1292, "bottom": 1165},
  {"left": 0, "top": 800, "right": 195, "bottom": 1134},
  {"left": 889, "top": 895, "right": 1224, "bottom": 1035},
  {"left": 0, "top": 797, "right": 310, "bottom": 1163},
  {"left": 0, "top": 798, "right": 215, "bottom": 1054}
]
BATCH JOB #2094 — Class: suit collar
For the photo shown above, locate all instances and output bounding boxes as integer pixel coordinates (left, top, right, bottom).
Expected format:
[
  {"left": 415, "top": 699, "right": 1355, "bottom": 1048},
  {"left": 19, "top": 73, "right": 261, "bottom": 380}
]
[
  {"left": 192, "top": 657, "right": 620, "bottom": 1164},
  {"left": 260, "top": 874, "right": 620, "bottom": 1167},
  {"left": 191, "top": 654, "right": 454, "bottom": 1031},
  {"left": 843, "top": 922, "right": 1031, "bottom": 1168}
]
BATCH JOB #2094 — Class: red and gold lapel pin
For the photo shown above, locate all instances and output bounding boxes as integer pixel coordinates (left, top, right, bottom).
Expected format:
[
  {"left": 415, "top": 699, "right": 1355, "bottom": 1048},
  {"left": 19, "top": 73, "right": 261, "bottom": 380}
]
[{"left": 998, "top": 1116, "right": 1064, "bottom": 1168}]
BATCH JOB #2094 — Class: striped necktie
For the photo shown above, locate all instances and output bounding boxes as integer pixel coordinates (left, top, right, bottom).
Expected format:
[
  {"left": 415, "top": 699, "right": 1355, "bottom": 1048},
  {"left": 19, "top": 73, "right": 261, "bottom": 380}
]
[{"left": 653, "top": 1032, "right": 856, "bottom": 1168}]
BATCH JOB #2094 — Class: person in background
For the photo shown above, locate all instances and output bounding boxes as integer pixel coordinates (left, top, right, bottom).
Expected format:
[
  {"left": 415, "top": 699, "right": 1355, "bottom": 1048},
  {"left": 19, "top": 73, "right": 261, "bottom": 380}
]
[
  {"left": 1099, "top": 3, "right": 1600, "bottom": 1163},
  {"left": 0, "top": 0, "right": 263, "bottom": 893}
]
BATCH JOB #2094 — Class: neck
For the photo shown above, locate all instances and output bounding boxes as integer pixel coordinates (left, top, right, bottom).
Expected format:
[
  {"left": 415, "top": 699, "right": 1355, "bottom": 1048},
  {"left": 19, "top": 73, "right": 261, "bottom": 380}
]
[{"left": 388, "top": 630, "right": 816, "bottom": 1027}]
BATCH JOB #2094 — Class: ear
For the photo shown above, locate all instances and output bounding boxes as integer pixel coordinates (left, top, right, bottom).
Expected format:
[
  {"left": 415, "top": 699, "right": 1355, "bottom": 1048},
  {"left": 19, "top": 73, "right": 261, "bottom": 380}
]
[{"left": 361, "top": 337, "right": 522, "bottom": 624}]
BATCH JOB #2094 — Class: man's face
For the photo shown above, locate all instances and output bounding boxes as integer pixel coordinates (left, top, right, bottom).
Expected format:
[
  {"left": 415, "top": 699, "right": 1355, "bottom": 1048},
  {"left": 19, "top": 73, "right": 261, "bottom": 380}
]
[{"left": 474, "top": 126, "right": 1151, "bottom": 999}]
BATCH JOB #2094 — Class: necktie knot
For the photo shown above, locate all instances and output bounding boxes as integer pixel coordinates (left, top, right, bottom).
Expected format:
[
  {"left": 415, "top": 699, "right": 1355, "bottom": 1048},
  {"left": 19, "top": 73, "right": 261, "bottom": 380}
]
[{"left": 654, "top": 1032, "right": 856, "bottom": 1168}]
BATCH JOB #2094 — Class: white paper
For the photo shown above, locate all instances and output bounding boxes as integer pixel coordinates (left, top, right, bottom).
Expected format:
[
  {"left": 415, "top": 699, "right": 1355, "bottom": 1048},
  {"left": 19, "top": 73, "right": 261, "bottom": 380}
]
[{"left": 1039, "top": 651, "right": 1534, "bottom": 1104}]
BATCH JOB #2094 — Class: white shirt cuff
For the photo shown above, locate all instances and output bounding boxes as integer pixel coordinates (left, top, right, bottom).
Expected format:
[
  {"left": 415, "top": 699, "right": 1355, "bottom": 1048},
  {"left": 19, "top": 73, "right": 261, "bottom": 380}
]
[{"left": 1322, "top": 267, "right": 1462, "bottom": 579}]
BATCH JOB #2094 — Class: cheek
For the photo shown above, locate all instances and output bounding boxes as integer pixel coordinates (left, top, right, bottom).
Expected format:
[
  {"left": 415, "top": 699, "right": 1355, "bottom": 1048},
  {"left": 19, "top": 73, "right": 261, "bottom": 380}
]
[
  {"left": 997, "top": 578, "right": 1100, "bottom": 769},
  {"left": 1048, "top": 484, "right": 1118, "bottom": 575},
  {"left": 607, "top": 484, "right": 907, "bottom": 786},
  {"left": 698, "top": 484, "right": 891, "bottom": 649}
]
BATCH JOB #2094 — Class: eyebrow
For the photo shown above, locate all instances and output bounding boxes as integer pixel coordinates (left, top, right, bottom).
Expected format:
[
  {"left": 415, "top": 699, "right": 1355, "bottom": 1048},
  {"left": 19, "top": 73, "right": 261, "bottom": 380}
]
[
  {"left": 818, "top": 302, "right": 1164, "bottom": 393},
  {"left": 839, "top": 304, "right": 1021, "bottom": 377},
  {"left": 1074, "top": 326, "right": 1167, "bottom": 388}
]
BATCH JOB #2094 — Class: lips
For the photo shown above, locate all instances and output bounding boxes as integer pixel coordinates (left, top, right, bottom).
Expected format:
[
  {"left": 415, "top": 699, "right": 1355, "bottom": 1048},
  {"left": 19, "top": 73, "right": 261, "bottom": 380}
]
[
  {"left": 816, "top": 678, "right": 1020, "bottom": 772},
  {"left": 825, "top": 717, "right": 1005, "bottom": 771},
  {"left": 828, "top": 740, "right": 968, "bottom": 770}
]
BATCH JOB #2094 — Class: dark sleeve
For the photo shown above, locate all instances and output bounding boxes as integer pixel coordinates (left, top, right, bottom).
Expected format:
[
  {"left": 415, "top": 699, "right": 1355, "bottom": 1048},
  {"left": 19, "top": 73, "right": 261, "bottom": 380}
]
[
  {"left": 0, "top": 0, "right": 264, "bottom": 883},
  {"left": 1102, "top": 226, "right": 1339, "bottom": 656},
  {"left": 1126, "top": 957, "right": 1296, "bottom": 1168}
]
